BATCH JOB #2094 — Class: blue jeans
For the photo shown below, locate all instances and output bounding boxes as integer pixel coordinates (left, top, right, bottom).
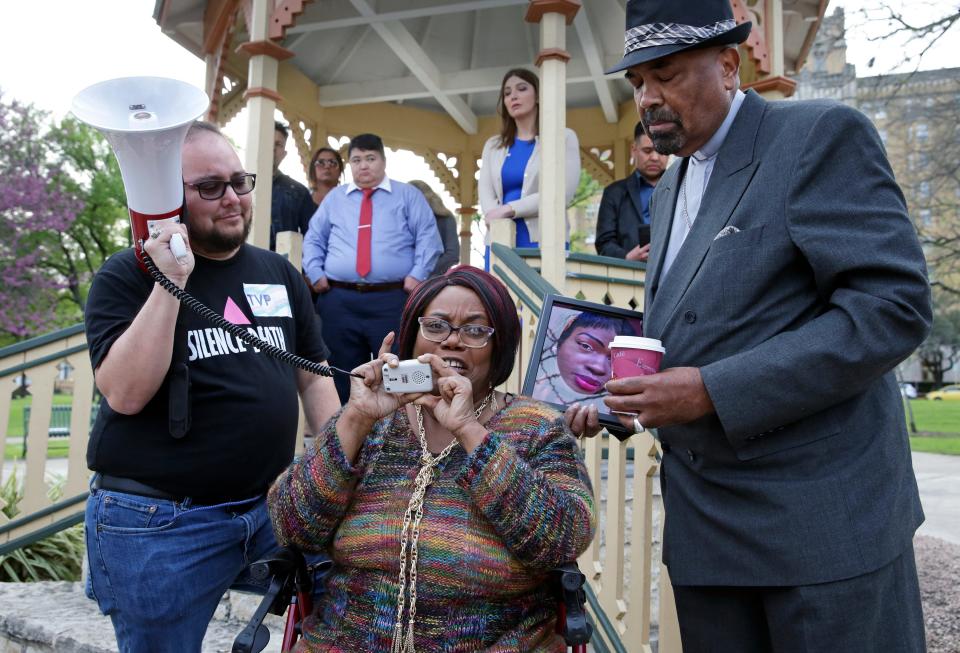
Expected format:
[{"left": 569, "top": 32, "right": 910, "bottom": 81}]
[{"left": 85, "top": 485, "right": 278, "bottom": 653}]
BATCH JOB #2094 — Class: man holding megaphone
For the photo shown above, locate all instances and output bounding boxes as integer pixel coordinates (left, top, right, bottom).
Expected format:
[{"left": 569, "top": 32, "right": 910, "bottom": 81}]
[{"left": 82, "top": 120, "right": 341, "bottom": 651}]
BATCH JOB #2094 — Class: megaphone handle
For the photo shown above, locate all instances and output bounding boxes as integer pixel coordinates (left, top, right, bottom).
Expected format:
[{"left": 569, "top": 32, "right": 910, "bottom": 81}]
[
  {"left": 170, "top": 233, "right": 188, "bottom": 263},
  {"left": 140, "top": 253, "right": 362, "bottom": 379}
]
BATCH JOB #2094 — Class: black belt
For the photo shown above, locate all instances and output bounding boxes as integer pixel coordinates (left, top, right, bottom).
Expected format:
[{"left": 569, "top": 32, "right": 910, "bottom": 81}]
[
  {"left": 328, "top": 279, "right": 404, "bottom": 293},
  {"left": 92, "top": 474, "right": 257, "bottom": 509},
  {"left": 93, "top": 474, "right": 182, "bottom": 502}
]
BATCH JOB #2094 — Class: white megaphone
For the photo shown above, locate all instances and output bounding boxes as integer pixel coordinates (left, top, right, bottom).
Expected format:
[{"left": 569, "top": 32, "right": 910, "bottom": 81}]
[{"left": 71, "top": 77, "right": 209, "bottom": 270}]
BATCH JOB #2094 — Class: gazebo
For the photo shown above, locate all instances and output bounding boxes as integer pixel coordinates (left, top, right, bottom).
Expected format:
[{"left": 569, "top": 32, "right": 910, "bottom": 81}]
[{"left": 153, "top": 0, "right": 826, "bottom": 290}]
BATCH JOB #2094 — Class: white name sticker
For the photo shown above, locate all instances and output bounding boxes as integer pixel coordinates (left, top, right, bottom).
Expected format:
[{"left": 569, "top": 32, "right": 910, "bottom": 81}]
[{"left": 243, "top": 284, "right": 292, "bottom": 318}]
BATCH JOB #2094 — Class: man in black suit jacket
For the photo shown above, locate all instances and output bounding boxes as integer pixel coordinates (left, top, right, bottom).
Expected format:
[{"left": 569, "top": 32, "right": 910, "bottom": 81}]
[
  {"left": 600, "top": 1, "right": 932, "bottom": 651},
  {"left": 595, "top": 122, "right": 669, "bottom": 261}
]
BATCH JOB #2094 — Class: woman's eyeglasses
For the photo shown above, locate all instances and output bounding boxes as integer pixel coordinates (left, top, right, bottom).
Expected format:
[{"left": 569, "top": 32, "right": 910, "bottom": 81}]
[
  {"left": 314, "top": 159, "right": 340, "bottom": 168},
  {"left": 418, "top": 317, "right": 494, "bottom": 348},
  {"left": 185, "top": 173, "right": 256, "bottom": 201}
]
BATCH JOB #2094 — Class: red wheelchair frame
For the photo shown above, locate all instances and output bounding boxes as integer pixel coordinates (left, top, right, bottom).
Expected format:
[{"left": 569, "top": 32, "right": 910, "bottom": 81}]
[{"left": 232, "top": 547, "right": 592, "bottom": 652}]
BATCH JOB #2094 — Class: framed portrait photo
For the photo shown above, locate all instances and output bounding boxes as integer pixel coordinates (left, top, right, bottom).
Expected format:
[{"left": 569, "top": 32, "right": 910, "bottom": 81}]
[{"left": 522, "top": 295, "right": 644, "bottom": 439}]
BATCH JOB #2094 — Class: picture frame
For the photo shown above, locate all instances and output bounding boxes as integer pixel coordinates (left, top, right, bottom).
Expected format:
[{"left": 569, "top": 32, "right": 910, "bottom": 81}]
[{"left": 522, "top": 294, "right": 644, "bottom": 440}]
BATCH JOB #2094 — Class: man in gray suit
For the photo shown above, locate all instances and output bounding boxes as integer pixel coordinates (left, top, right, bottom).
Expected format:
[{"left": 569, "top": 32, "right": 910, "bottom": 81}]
[{"left": 603, "top": 1, "right": 932, "bottom": 650}]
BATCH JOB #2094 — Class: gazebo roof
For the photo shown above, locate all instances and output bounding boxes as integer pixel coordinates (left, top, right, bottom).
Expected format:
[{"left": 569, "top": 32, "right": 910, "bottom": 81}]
[
  {"left": 156, "top": 0, "right": 633, "bottom": 133},
  {"left": 154, "top": 0, "right": 827, "bottom": 137}
]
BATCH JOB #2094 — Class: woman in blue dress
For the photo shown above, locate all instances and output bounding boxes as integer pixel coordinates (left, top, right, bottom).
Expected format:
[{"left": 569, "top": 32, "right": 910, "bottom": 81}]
[{"left": 479, "top": 68, "right": 581, "bottom": 268}]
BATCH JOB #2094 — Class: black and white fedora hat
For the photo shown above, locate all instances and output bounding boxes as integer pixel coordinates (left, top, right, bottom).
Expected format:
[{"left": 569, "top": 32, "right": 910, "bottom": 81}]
[{"left": 606, "top": 0, "right": 752, "bottom": 74}]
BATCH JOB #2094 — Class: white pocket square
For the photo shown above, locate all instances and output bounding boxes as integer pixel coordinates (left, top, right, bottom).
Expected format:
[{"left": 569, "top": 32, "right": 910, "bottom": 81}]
[{"left": 714, "top": 226, "right": 741, "bottom": 240}]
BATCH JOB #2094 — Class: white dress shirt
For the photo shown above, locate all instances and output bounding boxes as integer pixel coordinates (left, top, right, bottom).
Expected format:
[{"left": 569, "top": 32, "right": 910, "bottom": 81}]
[{"left": 661, "top": 89, "right": 746, "bottom": 278}]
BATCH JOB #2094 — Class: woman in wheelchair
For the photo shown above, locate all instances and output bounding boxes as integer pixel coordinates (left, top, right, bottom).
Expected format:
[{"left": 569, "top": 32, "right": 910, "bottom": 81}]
[{"left": 268, "top": 266, "right": 595, "bottom": 652}]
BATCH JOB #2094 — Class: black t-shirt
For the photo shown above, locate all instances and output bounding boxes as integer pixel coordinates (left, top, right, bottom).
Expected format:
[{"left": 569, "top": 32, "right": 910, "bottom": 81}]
[{"left": 84, "top": 244, "right": 330, "bottom": 502}]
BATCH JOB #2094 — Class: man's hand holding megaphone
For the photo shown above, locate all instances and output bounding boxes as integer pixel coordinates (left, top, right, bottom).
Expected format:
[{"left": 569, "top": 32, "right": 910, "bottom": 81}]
[{"left": 143, "top": 222, "right": 194, "bottom": 288}]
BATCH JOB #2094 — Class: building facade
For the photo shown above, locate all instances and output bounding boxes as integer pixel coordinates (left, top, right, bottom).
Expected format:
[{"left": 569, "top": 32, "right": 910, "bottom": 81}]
[{"left": 794, "top": 8, "right": 960, "bottom": 385}]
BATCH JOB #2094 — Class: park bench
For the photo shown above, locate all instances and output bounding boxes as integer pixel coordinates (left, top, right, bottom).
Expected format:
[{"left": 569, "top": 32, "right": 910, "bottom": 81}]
[{"left": 21, "top": 404, "right": 98, "bottom": 453}]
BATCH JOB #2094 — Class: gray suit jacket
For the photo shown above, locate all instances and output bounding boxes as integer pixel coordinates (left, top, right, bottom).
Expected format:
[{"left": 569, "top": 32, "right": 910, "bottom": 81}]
[{"left": 645, "top": 91, "right": 932, "bottom": 586}]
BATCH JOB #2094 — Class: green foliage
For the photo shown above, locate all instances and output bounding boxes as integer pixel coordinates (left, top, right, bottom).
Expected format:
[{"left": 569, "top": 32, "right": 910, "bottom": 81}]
[
  {"left": 46, "top": 117, "right": 130, "bottom": 316},
  {"left": 0, "top": 93, "right": 82, "bottom": 338},
  {"left": 0, "top": 470, "right": 85, "bottom": 582},
  {"left": 916, "top": 289, "right": 960, "bottom": 385},
  {"left": 568, "top": 230, "right": 590, "bottom": 254},
  {"left": 570, "top": 169, "right": 602, "bottom": 208},
  {"left": 0, "top": 92, "right": 128, "bottom": 338}
]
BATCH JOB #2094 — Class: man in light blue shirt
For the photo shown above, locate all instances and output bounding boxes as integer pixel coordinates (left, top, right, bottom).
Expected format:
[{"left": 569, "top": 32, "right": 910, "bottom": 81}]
[{"left": 304, "top": 133, "right": 442, "bottom": 400}]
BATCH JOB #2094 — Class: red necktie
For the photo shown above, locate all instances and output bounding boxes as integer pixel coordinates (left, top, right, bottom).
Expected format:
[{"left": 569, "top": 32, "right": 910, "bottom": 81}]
[{"left": 356, "top": 187, "right": 375, "bottom": 277}]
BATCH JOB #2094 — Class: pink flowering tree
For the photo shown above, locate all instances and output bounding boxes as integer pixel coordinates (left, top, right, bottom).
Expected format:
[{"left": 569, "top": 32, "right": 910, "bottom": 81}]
[{"left": 0, "top": 93, "right": 83, "bottom": 339}]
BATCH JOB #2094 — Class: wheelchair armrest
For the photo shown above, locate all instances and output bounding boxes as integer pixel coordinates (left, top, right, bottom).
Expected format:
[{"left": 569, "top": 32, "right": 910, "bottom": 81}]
[
  {"left": 551, "top": 562, "right": 592, "bottom": 646},
  {"left": 232, "top": 548, "right": 306, "bottom": 653},
  {"left": 232, "top": 572, "right": 291, "bottom": 653},
  {"left": 250, "top": 546, "right": 302, "bottom": 582}
]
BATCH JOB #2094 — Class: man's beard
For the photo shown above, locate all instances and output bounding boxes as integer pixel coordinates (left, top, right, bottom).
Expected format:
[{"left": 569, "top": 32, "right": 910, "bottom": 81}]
[
  {"left": 641, "top": 108, "right": 685, "bottom": 155},
  {"left": 189, "top": 213, "right": 252, "bottom": 255}
]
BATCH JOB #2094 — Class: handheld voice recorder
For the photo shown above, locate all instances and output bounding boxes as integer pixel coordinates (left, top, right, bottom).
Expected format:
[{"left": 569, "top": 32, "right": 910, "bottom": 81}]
[{"left": 382, "top": 360, "right": 434, "bottom": 393}]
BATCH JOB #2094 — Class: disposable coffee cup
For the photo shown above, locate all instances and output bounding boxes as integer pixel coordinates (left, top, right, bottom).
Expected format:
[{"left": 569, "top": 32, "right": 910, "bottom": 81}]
[{"left": 610, "top": 336, "right": 665, "bottom": 379}]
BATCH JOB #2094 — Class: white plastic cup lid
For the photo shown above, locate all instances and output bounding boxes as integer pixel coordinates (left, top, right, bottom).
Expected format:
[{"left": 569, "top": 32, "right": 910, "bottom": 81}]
[{"left": 610, "top": 336, "right": 665, "bottom": 354}]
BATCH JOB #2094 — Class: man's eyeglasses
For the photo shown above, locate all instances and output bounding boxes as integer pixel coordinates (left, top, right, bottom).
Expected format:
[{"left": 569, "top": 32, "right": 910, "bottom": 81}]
[
  {"left": 185, "top": 173, "right": 256, "bottom": 201},
  {"left": 314, "top": 159, "right": 340, "bottom": 168},
  {"left": 418, "top": 317, "right": 495, "bottom": 348}
]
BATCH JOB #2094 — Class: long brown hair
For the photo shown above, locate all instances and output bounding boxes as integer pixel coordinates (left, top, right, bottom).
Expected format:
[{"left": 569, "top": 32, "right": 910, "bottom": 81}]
[{"left": 496, "top": 68, "right": 539, "bottom": 149}]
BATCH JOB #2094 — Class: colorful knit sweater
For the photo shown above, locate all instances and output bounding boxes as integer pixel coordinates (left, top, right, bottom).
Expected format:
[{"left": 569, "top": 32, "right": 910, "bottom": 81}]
[{"left": 267, "top": 396, "right": 596, "bottom": 652}]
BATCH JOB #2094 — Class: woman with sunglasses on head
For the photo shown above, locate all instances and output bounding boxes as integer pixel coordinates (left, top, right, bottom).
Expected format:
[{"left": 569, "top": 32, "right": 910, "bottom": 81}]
[
  {"left": 268, "top": 265, "right": 595, "bottom": 652},
  {"left": 307, "top": 146, "right": 345, "bottom": 206},
  {"left": 478, "top": 68, "right": 581, "bottom": 269}
]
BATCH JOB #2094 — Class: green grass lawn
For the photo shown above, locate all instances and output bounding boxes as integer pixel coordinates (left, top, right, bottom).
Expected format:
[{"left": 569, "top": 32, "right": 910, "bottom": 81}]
[
  {"left": 909, "top": 436, "right": 960, "bottom": 455},
  {"left": 5, "top": 395, "right": 75, "bottom": 460},
  {"left": 3, "top": 439, "right": 71, "bottom": 460},
  {"left": 904, "top": 398, "right": 960, "bottom": 455},
  {"left": 6, "top": 395, "right": 74, "bottom": 438},
  {"left": 904, "top": 398, "right": 960, "bottom": 433}
]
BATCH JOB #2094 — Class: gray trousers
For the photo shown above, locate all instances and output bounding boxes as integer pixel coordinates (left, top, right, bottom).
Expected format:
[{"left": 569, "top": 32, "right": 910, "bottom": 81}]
[{"left": 671, "top": 544, "right": 926, "bottom": 653}]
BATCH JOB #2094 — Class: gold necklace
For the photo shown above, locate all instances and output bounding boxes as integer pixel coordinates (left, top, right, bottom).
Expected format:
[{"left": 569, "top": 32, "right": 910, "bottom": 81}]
[{"left": 391, "top": 390, "right": 496, "bottom": 653}]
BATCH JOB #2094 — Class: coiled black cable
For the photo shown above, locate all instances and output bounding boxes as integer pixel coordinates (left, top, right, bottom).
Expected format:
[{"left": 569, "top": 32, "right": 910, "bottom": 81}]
[{"left": 142, "top": 253, "right": 360, "bottom": 379}]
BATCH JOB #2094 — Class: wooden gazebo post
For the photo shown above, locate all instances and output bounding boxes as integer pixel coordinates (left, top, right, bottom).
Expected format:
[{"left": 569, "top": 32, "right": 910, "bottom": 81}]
[
  {"left": 237, "top": 0, "right": 294, "bottom": 248},
  {"left": 526, "top": 0, "right": 581, "bottom": 290},
  {"left": 457, "top": 155, "right": 479, "bottom": 266}
]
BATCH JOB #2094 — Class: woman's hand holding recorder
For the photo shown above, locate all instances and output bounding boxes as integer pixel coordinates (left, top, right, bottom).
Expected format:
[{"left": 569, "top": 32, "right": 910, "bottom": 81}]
[
  {"left": 339, "top": 337, "right": 487, "bottom": 458},
  {"left": 341, "top": 333, "right": 420, "bottom": 433},
  {"left": 412, "top": 354, "right": 487, "bottom": 446}
]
